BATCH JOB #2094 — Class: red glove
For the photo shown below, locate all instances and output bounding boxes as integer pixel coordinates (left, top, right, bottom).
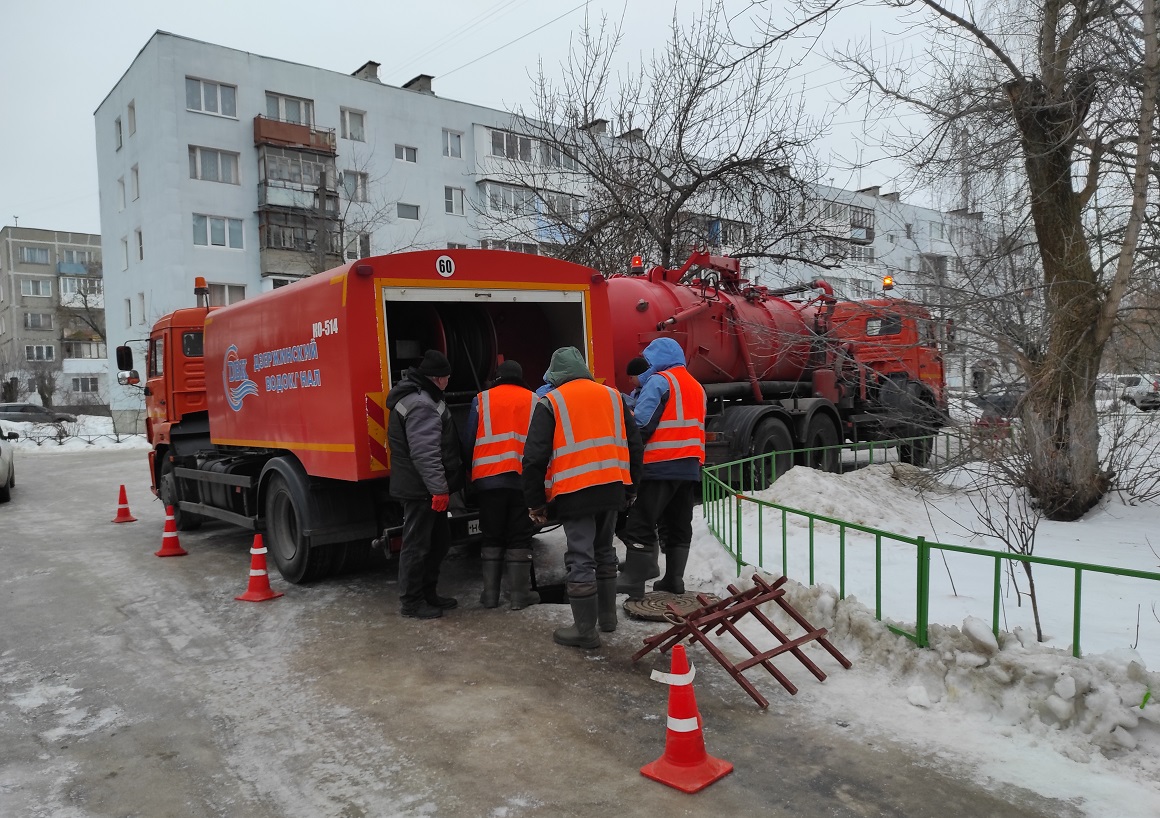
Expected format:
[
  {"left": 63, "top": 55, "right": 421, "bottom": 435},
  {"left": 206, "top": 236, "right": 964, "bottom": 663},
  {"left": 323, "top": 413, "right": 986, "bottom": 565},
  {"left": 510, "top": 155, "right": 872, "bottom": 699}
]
[{"left": 431, "top": 493, "right": 450, "bottom": 512}]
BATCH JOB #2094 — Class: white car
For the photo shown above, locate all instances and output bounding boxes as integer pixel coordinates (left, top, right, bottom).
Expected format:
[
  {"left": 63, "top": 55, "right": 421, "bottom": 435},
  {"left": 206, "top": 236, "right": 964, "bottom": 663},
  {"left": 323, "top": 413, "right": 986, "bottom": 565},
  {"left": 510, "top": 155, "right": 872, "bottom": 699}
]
[
  {"left": 1098, "top": 373, "right": 1160, "bottom": 410},
  {"left": 0, "top": 429, "right": 17, "bottom": 503}
]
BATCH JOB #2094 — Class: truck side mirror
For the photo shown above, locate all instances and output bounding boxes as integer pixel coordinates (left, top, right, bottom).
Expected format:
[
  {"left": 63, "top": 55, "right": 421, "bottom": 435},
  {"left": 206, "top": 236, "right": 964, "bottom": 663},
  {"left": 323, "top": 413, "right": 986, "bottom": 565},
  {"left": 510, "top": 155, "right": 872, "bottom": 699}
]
[
  {"left": 116, "top": 345, "right": 135, "bottom": 370},
  {"left": 118, "top": 370, "right": 141, "bottom": 387}
]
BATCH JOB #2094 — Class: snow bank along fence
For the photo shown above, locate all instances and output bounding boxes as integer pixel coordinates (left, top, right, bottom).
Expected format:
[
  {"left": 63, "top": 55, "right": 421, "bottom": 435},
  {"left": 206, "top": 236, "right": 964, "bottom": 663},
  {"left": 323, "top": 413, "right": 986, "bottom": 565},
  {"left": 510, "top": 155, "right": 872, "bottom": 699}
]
[{"left": 702, "top": 432, "right": 1160, "bottom": 659}]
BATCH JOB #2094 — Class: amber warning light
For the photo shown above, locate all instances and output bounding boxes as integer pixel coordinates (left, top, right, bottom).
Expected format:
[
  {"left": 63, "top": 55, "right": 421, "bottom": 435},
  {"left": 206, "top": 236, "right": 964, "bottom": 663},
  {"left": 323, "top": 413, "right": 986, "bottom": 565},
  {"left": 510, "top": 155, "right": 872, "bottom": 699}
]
[{"left": 882, "top": 275, "right": 894, "bottom": 291}]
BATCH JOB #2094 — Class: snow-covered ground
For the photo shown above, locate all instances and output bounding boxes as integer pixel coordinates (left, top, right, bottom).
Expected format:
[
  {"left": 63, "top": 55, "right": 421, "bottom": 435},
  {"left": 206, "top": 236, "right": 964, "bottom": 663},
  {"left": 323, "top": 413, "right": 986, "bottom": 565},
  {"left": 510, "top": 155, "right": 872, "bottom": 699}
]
[
  {"left": 7, "top": 413, "right": 1159, "bottom": 815},
  {"left": 1, "top": 414, "right": 151, "bottom": 452}
]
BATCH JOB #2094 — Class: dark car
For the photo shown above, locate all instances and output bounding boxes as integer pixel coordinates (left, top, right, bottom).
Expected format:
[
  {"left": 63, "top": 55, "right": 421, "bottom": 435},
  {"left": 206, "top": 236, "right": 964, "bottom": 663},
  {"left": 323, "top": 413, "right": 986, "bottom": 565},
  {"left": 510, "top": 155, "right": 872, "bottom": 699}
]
[{"left": 0, "top": 403, "right": 78, "bottom": 424}]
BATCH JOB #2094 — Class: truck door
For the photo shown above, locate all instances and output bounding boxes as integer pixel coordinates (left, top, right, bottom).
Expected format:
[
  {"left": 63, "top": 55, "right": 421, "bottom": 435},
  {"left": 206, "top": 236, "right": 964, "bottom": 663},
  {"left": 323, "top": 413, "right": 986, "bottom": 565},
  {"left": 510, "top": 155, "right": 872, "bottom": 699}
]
[{"left": 146, "top": 333, "right": 168, "bottom": 425}]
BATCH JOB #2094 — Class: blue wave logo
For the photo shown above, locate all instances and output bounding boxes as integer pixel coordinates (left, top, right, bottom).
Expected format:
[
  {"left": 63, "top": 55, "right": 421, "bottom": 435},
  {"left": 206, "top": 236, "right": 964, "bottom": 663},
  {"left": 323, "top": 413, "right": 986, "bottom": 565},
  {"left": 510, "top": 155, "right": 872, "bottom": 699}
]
[{"left": 223, "top": 344, "right": 259, "bottom": 412}]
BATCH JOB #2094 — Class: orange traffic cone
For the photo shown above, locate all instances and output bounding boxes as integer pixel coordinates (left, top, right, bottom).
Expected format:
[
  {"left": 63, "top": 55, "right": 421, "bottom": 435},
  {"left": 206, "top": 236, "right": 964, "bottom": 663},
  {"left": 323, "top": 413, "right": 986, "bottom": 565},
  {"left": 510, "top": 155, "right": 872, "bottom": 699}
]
[
  {"left": 112, "top": 484, "right": 137, "bottom": 523},
  {"left": 640, "top": 644, "right": 733, "bottom": 793},
  {"left": 155, "top": 505, "right": 188, "bottom": 557},
  {"left": 235, "top": 534, "right": 284, "bottom": 602}
]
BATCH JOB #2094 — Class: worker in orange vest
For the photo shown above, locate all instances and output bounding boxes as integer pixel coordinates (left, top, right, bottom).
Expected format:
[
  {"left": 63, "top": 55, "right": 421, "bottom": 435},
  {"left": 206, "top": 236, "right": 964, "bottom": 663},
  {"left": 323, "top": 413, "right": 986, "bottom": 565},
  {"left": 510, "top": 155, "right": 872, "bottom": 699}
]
[
  {"left": 463, "top": 360, "right": 540, "bottom": 610},
  {"left": 522, "top": 347, "right": 643, "bottom": 648},
  {"left": 618, "top": 337, "right": 706, "bottom": 599}
]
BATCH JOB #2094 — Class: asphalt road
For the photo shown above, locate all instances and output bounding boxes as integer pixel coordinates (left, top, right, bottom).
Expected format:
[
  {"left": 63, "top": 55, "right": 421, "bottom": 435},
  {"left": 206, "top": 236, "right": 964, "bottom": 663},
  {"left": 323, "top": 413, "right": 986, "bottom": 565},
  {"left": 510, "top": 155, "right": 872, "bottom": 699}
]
[{"left": 0, "top": 447, "right": 1081, "bottom": 818}]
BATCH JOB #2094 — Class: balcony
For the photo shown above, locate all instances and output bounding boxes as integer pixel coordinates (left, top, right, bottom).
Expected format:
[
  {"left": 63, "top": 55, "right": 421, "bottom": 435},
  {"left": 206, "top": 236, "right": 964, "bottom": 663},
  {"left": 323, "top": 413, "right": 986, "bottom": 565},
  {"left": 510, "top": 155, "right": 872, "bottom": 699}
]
[
  {"left": 258, "top": 180, "right": 340, "bottom": 214},
  {"left": 56, "top": 261, "right": 89, "bottom": 275},
  {"left": 253, "top": 115, "right": 336, "bottom": 154}
]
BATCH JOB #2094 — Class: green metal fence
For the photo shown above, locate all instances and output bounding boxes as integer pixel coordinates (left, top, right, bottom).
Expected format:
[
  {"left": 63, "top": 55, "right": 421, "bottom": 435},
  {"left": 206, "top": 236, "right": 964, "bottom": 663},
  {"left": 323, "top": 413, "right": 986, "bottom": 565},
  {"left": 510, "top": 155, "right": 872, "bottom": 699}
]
[{"left": 701, "top": 433, "right": 1160, "bottom": 658}]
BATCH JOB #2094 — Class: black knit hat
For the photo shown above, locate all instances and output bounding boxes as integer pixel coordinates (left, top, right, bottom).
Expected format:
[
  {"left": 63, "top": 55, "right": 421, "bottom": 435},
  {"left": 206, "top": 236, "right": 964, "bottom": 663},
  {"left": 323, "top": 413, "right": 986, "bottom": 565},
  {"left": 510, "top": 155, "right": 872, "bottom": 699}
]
[
  {"left": 626, "top": 356, "right": 649, "bottom": 377},
  {"left": 417, "top": 349, "right": 452, "bottom": 378},
  {"left": 494, "top": 359, "right": 524, "bottom": 384}
]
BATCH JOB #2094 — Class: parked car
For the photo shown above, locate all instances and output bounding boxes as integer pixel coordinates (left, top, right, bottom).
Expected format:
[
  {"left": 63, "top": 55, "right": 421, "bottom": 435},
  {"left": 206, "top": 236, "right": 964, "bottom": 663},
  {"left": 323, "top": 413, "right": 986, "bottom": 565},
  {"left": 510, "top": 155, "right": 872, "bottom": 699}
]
[
  {"left": 1098, "top": 374, "right": 1160, "bottom": 410},
  {"left": 0, "top": 428, "right": 17, "bottom": 503},
  {"left": 0, "top": 403, "right": 78, "bottom": 424}
]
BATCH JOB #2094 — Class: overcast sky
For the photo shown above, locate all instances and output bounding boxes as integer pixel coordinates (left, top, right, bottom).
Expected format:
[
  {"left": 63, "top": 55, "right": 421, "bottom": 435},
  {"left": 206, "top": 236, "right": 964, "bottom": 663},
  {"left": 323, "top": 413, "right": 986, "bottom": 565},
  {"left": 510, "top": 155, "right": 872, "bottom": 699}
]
[{"left": 0, "top": 0, "right": 911, "bottom": 237}]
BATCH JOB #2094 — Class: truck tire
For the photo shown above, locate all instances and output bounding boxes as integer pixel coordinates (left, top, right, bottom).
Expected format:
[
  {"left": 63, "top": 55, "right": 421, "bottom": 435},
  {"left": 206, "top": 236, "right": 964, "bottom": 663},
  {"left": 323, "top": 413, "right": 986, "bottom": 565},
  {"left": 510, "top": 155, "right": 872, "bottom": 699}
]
[
  {"left": 746, "top": 417, "right": 794, "bottom": 490},
  {"left": 160, "top": 458, "right": 203, "bottom": 531},
  {"left": 900, "top": 435, "right": 934, "bottom": 467},
  {"left": 797, "top": 414, "right": 841, "bottom": 473},
  {"left": 265, "top": 472, "right": 327, "bottom": 584}
]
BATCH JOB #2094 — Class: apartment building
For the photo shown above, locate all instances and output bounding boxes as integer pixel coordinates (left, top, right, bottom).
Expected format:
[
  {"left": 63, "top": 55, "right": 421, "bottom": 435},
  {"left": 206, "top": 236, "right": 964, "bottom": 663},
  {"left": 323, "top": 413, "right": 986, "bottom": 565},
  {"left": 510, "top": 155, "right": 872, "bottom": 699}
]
[{"left": 0, "top": 226, "right": 107, "bottom": 409}]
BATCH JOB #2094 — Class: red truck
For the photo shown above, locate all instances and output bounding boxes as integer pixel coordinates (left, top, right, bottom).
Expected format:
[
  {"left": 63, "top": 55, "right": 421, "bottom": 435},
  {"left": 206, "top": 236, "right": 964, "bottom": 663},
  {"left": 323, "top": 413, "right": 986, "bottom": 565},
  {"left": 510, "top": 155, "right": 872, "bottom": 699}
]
[{"left": 118, "top": 248, "right": 945, "bottom": 583}]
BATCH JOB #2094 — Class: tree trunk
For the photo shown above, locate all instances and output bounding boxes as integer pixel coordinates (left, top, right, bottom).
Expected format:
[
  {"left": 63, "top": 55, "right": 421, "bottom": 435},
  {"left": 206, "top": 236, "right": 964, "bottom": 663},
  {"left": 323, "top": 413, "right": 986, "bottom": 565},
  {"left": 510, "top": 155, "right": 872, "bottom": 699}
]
[{"left": 1008, "top": 77, "right": 1110, "bottom": 520}]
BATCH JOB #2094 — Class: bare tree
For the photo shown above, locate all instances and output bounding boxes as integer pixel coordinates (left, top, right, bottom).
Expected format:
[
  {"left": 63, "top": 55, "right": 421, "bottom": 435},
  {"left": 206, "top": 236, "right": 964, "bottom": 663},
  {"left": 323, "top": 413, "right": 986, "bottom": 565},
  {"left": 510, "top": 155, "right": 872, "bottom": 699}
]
[
  {"left": 768, "top": 0, "right": 1159, "bottom": 520},
  {"left": 491, "top": 3, "right": 830, "bottom": 276}
]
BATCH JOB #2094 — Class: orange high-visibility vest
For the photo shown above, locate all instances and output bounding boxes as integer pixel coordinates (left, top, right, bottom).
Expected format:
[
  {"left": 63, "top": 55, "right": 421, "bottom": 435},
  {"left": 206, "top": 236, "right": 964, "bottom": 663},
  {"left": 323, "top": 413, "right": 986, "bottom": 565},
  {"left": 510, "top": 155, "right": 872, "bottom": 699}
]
[
  {"left": 544, "top": 379, "right": 633, "bottom": 501},
  {"left": 471, "top": 384, "right": 537, "bottom": 481},
  {"left": 642, "top": 366, "right": 706, "bottom": 465}
]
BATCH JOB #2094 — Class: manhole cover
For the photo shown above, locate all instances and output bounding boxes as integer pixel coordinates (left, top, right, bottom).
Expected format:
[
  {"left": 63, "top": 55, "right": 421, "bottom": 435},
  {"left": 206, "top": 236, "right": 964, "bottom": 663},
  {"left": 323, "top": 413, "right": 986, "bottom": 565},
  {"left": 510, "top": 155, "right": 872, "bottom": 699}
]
[{"left": 623, "top": 590, "right": 720, "bottom": 621}]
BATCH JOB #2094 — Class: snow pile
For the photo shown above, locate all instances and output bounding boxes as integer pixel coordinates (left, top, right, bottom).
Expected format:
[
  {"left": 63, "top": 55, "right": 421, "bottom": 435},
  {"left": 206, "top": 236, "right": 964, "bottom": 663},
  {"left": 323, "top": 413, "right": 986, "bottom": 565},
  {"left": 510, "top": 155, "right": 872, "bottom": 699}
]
[{"left": 1, "top": 415, "right": 150, "bottom": 451}]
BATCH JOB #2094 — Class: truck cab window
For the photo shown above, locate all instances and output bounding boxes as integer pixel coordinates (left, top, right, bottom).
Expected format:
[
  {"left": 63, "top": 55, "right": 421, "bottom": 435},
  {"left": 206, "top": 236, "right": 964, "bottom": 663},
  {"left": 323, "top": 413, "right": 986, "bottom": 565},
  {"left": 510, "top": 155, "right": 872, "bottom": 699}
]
[
  {"left": 865, "top": 314, "right": 902, "bottom": 337},
  {"left": 148, "top": 336, "right": 164, "bottom": 377},
  {"left": 183, "top": 331, "right": 204, "bottom": 357}
]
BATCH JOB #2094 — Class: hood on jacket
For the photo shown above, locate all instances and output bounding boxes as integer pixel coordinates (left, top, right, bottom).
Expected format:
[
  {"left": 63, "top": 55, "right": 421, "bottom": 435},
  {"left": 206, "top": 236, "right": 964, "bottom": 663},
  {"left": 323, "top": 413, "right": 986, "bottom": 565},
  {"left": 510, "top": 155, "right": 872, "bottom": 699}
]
[
  {"left": 639, "top": 337, "right": 687, "bottom": 381},
  {"left": 543, "top": 346, "right": 593, "bottom": 387},
  {"left": 385, "top": 368, "right": 441, "bottom": 409}
]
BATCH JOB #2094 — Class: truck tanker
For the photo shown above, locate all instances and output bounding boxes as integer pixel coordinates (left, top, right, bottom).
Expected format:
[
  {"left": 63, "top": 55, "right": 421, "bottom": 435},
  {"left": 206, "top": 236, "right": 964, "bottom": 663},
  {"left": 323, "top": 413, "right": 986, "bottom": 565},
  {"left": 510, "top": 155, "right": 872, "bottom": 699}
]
[{"left": 118, "top": 248, "right": 945, "bottom": 583}]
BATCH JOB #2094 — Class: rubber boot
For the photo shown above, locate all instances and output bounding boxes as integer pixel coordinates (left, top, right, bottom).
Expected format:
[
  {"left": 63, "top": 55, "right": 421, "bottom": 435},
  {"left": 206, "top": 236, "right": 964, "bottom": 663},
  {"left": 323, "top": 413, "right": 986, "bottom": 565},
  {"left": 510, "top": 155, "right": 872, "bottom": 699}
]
[
  {"left": 554, "top": 589, "right": 601, "bottom": 649},
  {"left": 479, "top": 547, "right": 504, "bottom": 608},
  {"left": 505, "top": 548, "right": 541, "bottom": 610},
  {"left": 653, "top": 545, "right": 690, "bottom": 595},
  {"left": 596, "top": 576, "right": 618, "bottom": 633},
  {"left": 616, "top": 543, "right": 660, "bottom": 600}
]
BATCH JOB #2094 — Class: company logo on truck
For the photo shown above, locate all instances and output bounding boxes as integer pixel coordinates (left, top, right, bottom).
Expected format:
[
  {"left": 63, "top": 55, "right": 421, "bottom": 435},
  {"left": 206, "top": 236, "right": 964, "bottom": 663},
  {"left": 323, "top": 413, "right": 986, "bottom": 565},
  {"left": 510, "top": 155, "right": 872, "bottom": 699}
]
[{"left": 223, "top": 344, "right": 260, "bottom": 411}]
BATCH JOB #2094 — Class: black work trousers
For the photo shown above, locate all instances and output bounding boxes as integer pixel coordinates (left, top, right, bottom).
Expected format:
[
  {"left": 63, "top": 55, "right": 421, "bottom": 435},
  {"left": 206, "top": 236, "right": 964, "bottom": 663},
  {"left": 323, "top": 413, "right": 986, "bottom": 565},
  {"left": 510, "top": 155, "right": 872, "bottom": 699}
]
[
  {"left": 398, "top": 498, "right": 452, "bottom": 607},
  {"left": 477, "top": 487, "right": 534, "bottom": 553},
  {"left": 562, "top": 509, "right": 619, "bottom": 590},
  {"left": 620, "top": 479, "right": 696, "bottom": 550}
]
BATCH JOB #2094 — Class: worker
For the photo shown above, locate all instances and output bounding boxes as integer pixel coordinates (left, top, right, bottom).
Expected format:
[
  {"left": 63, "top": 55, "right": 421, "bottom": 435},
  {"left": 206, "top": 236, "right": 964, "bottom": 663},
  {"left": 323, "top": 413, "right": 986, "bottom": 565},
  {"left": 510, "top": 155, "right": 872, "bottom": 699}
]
[
  {"left": 522, "top": 346, "right": 643, "bottom": 648},
  {"left": 623, "top": 356, "right": 649, "bottom": 409},
  {"left": 617, "top": 337, "right": 706, "bottom": 599},
  {"left": 463, "top": 359, "right": 540, "bottom": 610},
  {"left": 385, "top": 349, "right": 464, "bottom": 619}
]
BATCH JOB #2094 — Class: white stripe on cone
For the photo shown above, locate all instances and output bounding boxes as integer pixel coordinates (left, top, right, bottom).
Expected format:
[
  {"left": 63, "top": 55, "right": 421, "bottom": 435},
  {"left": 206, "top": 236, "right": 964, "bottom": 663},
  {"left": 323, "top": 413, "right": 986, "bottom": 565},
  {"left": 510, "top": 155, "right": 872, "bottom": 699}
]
[
  {"left": 651, "top": 665, "right": 696, "bottom": 686},
  {"left": 667, "top": 716, "right": 699, "bottom": 733}
]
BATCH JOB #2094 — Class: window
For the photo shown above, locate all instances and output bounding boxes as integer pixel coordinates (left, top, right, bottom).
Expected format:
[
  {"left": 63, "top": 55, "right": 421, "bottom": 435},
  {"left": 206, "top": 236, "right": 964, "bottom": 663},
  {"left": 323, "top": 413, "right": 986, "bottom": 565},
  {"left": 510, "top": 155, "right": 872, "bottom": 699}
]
[
  {"left": 341, "top": 171, "right": 368, "bottom": 202},
  {"left": 182, "top": 332, "right": 204, "bottom": 357},
  {"left": 485, "top": 183, "right": 534, "bottom": 216},
  {"left": 540, "top": 143, "right": 577, "bottom": 170},
  {"left": 394, "top": 144, "right": 417, "bottom": 163},
  {"left": 189, "top": 147, "right": 240, "bottom": 184},
  {"left": 929, "top": 221, "right": 945, "bottom": 241},
  {"left": 193, "top": 214, "right": 244, "bottom": 249},
  {"left": 72, "top": 377, "right": 100, "bottom": 394},
  {"left": 148, "top": 336, "right": 164, "bottom": 378},
  {"left": 127, "top": 101, "right": 136, "bottom": 136},
  {"left": 442, "top": 129, "right": 462, "bottom": 158},
  {"left": 19, "top": 278, "right": 51, "bottom": 296},
  {"left": 131, "top": 165, "right": 139, "bottom": 200},
  {"left": 905, "top": 223, "right": 914, "bottom": 240},
  {"left": 346, "top": 232, "right": 371, "bottom": 260},
  {"left": 865, "top": 314, "right": 903, "bottom": 337},
  {"left": 447, "top": 242, "right": 468, "bottom": 250},
  {"left": 266, "top": 92, "right": 314, "bottom": 125},
  {"left": 397, "top": 203, "right": 419, "bottom": 220},
  {"left": 63, "top": 341, "right": 107, "bottom": 359},
  {"left": 341, "top": 108, "right": 365, "bottom": 141},
  {"left": 490, "top": 129, "right": 532, "bottom": 161},
  {"left": 208, "top": 283, "right": 246, "bottom": 306},
  {"left": 138, "top": 292, "right": 145, "bottom": 323},
  {"left": 24, "top": 313, "right": 53, "bottom": 329},
  {"left": 19, "top": 246, "right": 49, "bottom": 265},
  {"left": 480, "top": 239, "right": 538, "bottom": 254},
  {"left": 848, "top": 244, "right": 875, "bottom": 263},
  {"left": 115, "top": 117, "right": 122, "bottom": 150},
  {"left": 260, "top": 146, "right": 335, "bottom": 191},
  {"left": 821, "top": 200, "right": 849, "bottom": 222},
  {"left": 25, "top": 345, "right": 54, "bottom": 361},
  {"left": 445, "top": 186, "right": 465, "bottom": 215},
  {"left": 186, "top": 77, "right": 237, "bottom": 117},
  {"left": 117, "top": 177, "right": 125, "bottom": 211},
  {"left": 125, "top": 298, "right": 132, "bottom": 328},
  {"left": 62, "top": 249, "right": 96, "bottom": 266},
  {"left": 120, "top": 238, "right": 129, "bottom": 270},
  {"left": 544, "top": 191, "right": 582, "bottom": 223},
  {"left": 135, "top": 229, "right": 144, "bottom": 261}
]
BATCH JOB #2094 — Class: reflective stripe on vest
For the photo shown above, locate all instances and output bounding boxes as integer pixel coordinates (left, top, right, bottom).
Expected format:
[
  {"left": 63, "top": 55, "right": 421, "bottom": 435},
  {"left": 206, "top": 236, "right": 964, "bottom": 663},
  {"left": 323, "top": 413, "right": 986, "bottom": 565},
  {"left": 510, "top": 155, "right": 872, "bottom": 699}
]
[
  {"left": 643, "top": 367, "right": 707, "bottom": 465},
  {"left": 471, "top": 384, "right": 537, "bottom": 480},
  {"left": 544, "top": 379, "right": 632, "bottom": 501}
]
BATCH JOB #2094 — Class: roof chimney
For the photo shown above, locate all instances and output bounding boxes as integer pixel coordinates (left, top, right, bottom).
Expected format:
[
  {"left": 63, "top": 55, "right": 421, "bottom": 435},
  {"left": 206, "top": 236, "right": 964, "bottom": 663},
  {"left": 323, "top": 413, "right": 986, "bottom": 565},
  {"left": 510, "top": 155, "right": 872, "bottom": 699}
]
[
  {"left": 617, "top": 127, "right": 643, "bottom": 141},
  {"left": 856, "top": 185, "right": 881, "bottom": 197},
  {"left": 880, "top": 192, "right": 900, "bottom": 202},
  {"left": 580, "top": 118, "right": 607, "bottom": 134},
  {"left": 403, "top": 74, "right": 435, "bottom": 95},
  {"left": 352, "top": 61, "right": 381, "bottom": 82}
]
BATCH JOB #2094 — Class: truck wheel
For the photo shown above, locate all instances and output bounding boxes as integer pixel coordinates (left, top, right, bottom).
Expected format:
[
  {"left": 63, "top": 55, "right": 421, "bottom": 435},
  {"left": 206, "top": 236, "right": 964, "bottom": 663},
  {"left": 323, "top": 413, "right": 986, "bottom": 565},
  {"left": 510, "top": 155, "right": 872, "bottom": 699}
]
[
  {"left": 900, "top": 435, "right": 934, "bottom": 467},
  {"left": 160, "top": 459, "right": 203, "bottom": 531},
  {"left": 747, "top": 417, "right": 794, "bottom": 490},
  {"left": 265, "top": 473, "right": 325, "bottom": 584},
  {"left": 797, "top": 414, "right": 841, "bottom": 473}
]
